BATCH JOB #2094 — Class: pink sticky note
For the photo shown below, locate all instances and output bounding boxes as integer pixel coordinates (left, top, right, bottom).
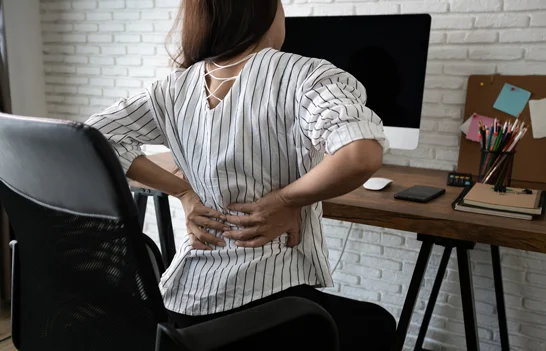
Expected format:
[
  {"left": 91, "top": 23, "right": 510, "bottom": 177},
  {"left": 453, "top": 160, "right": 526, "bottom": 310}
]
[{"left": 466, "top": 113, "right": 495, "bottom": 143}]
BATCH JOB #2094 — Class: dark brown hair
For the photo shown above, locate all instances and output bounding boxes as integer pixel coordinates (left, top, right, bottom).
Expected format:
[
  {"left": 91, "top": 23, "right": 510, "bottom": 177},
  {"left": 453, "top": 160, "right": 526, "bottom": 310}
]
[{"left": 167, "top": 0, "right": 279, "bottom": 68}]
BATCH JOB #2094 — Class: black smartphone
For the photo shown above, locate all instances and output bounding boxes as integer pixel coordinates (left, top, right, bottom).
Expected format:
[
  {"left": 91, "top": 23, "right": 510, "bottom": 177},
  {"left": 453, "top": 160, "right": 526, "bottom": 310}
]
[{"left": 394, "top": 185, "right": 446, "bottom": 203}]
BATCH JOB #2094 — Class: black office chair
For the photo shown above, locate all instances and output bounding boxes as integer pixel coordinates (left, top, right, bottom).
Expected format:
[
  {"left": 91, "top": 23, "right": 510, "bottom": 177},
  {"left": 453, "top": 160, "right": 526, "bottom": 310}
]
[{"left": 0, "top": 113, "right": 339, "bottom": 351}]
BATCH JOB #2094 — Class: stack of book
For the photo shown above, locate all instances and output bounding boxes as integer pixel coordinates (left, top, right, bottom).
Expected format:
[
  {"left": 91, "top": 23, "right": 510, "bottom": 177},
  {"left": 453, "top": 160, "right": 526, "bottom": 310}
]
[{"left": 453, "top": 183, "right": 544, "bottom": 220}]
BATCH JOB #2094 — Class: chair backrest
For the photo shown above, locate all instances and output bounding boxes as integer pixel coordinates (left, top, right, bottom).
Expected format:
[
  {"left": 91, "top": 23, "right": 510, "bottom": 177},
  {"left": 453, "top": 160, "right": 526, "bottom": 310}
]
[{"left": 0, "top": 113, "right": 168, "bottom": 351}]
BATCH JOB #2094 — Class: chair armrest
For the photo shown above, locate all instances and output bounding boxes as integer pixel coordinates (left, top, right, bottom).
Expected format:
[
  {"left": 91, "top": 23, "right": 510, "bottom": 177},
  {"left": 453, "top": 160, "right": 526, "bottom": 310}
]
[
  {"left": 156, "top": 296, "right": 339, "bottom": 351},
  {"left": 9, "top": 240, "right": 20, "bottom": 349},
  {"left": 143, "top": 233, "right": 166, "bottom": 281}
]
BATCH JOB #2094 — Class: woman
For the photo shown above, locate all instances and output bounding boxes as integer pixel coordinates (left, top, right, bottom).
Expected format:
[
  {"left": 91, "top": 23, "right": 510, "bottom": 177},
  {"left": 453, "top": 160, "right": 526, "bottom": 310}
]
[{"left": 86, "top": 0, "right": 395, "bottom": 349}]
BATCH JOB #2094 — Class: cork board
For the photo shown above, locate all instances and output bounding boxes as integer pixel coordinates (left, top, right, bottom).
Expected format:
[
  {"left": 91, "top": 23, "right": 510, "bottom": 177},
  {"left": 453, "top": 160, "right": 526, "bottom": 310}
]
[{"left": 457, "top": 75, "right": 546, "bottom": 185}]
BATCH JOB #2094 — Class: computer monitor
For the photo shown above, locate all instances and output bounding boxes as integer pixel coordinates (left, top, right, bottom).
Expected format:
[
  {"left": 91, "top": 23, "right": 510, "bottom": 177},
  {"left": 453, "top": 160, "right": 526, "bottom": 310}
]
[{"left": 282, "top": 14, "right": 431, "bottom": 150}]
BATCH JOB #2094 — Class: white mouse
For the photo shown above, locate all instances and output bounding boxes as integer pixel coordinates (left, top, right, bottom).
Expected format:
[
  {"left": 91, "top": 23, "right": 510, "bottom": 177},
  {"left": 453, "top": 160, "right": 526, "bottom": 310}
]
[{"left": 364, "top": 177, "right": 393, "bottom": 191}]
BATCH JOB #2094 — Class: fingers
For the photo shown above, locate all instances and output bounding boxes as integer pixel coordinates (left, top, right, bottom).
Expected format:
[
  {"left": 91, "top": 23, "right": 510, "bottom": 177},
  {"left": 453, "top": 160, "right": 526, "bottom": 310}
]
[
  {"left": 180, "top": 195, "right": 226, "bottom": 221},
  {"left": 224, "top": 214, "right": 258, "bottom": 227},
  {"left": 188, "top": 233, "right": 211, "bottom": 251},
  {"left": 202, "top": 206, "right": 227, "bottom": 221},
  {"left": 227, "top": 203, "right": 256, "bottom": 214},
  {"left": 192, "top": 216, "right": 230, "bottom": 232},
  {"left": 189, "top": 203, "right": 226, "bottom": 221},
  {"left": 187, "top": 223, "right": 226, "bottom": 249},
  {"left": 186, "top": 203, "right": 229, "bottom": 232},
  {"left": 235, "top": 236, "right": 270, "bottom": 248},
  {"left": 286, "top": 227, "right": 301, "bottom": 247},
  {"left": 233, "top": 230, "right": 300, "bottom": 248},
  {"left": 223, "top": 228, "right": 259, "bottom": 241}
]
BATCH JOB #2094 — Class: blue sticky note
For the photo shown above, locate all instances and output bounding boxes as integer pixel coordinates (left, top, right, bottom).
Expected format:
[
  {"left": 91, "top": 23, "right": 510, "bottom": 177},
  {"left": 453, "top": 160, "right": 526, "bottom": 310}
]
[{"left": 493, "top": 83, "right": 532, "bottom": 118}]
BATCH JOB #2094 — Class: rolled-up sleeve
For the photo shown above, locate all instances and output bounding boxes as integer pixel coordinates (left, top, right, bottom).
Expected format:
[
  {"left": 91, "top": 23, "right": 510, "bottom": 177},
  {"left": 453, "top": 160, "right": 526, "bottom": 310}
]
[
  {"left": 297, "top": 61, "right": 389, "bottom": 155},
  {"left": 85, "top": 79, "right": 170, "bottom": 173}
]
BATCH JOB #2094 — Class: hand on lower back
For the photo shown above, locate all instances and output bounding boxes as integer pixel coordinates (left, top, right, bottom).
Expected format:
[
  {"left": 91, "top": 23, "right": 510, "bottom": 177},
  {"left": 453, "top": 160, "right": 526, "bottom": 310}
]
[
  {"left": 178, "top": 190, "right": 228, "bottom": 250},
  {"left": 224, "top": 190, "right": 301, "bottom": 248}
]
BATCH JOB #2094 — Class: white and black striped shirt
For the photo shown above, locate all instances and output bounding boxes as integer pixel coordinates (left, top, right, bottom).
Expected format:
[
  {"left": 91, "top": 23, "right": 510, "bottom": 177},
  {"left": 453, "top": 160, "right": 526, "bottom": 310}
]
[{"left": 86, "top": 48, "right": 388, "bottom": 316}]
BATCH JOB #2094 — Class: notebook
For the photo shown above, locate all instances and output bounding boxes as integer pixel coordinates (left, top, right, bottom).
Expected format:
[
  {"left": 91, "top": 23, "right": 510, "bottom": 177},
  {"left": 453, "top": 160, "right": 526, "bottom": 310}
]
[
  {"left": 453, "top": 187, "right": 534, "bottom": 220},
  {"left": 463, "top": 183, "right": 543, "bottom": 215}
]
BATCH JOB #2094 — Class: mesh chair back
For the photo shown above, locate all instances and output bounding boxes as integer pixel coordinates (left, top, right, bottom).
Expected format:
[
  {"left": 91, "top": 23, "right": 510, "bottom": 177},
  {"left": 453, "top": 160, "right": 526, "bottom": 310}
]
[{"left": 0, "top": 113, "right": 167, "bottom": 351}]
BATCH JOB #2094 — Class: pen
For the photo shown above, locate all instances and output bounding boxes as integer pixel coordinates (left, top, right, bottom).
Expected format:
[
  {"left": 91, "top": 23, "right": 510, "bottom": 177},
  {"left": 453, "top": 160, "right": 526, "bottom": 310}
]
[
  {"left": 511, "top": 120, "right": 519, "bottom": 133},
  {"left": 490, "top": 132, "right": 498, "bottom": 151},
  {"left": 506, "top": 129, "right": 525, "bottom": 152},
  {"left": 496, "top": 121, "right": 508, "bottom": 150},
  {"left": 494, "top": 127, "right": 503, "bottom": 152},
  {"left": 501, "top": 132, "right": 516, "bottom": 152},
  {"left": 490, "top": 121, "right": 499, "bottom": 151},
  {"left": 487, "top": 125, "right": 494, "bottom": 150},
  {"left": 481, "top": 127, "right": 494, "bottom": 177},
  {"left": 483, "top": 122, "right": 522, "bottom": 183},
  {"left": 511, "top": 128, "right": 527, "bottom": 151},
  {"left": 484, "top": 144, "right": 516, "bottom": 183},
  {"left": 479, "top": 121, "right": 486, "bottom": 149}
]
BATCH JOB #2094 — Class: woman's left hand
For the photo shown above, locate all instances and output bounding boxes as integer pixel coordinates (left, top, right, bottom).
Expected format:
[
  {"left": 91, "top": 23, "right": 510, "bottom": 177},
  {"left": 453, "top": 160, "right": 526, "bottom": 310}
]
[
  {"left": 179, "top": 190, "right": 228, "bottom": 250},
  {"left": 224, "top": 190, "right": 301, "bottom": 248}
]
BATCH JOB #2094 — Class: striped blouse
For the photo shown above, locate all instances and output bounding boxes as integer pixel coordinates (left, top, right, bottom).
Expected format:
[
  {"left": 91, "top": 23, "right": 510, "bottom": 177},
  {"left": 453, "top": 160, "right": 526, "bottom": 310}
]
[{"left": 86, "top": 48, "right": 388, "bottom": 316}]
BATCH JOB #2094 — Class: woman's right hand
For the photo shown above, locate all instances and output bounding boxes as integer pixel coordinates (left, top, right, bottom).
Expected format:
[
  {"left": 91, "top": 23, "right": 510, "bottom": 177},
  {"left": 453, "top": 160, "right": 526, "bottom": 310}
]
[{"left": 178, "top": 190, "right": 228, "bottom": 250}]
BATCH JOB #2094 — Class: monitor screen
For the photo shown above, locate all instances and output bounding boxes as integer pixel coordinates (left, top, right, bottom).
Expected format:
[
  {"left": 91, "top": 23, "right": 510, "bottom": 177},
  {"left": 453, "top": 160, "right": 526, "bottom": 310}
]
[{"left": 282, "top": 14, "right": 431, "bottom": 149}]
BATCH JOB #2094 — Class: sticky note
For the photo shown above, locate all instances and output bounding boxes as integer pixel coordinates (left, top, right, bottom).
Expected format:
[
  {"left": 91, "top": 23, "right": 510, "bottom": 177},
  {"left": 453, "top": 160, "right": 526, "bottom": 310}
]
[
  {"left": 465, "top": 113, "right": 495, "bottom": 143},
  {"left": 529, "top": 99, "right": 546, "bottom": 139},
  {"left": 493, "top": 83, "right": 532, "bottom": 118}
]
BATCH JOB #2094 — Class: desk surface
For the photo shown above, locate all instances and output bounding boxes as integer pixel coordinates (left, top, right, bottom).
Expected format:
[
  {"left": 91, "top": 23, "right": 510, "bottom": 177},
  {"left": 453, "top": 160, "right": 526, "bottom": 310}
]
[
  {"left": 325, "top": 166, "right": 546, "bottom": 253},
  {"left": 134, "top": 153, "right": 546, "bottom": 254}
]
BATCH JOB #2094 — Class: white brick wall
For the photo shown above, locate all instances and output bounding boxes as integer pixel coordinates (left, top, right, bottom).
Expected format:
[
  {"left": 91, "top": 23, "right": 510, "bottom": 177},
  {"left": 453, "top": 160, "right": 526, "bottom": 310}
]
[{"left": 38, "top": 0, "right": 546, "bottom": 349}]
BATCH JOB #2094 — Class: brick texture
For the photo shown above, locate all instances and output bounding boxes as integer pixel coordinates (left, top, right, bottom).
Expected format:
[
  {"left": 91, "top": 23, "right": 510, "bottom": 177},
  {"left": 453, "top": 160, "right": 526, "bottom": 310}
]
[{"left": 38, "top": 0, "right": 546, "bottom": 350}]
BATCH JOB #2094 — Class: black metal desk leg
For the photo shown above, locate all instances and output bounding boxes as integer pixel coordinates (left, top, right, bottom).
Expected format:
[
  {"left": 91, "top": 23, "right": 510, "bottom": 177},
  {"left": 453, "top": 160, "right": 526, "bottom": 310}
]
[
  {"left": 457, "top": 247, "right": 480, "bottom": 351},
  {"left": 491, "top": 245, "right": 510, "bottom": 351},
  {"left": 414, "top": 246, "right": 453, "bottom": 351},
  {"left": 134, "top": 193, "right": 148, "bottom": 231},
  {"left": 391, "top": 239, "right": 434, "bottom": 351},
  {"left": 154, "top": 194, "right": 177, "bottom": 266}
]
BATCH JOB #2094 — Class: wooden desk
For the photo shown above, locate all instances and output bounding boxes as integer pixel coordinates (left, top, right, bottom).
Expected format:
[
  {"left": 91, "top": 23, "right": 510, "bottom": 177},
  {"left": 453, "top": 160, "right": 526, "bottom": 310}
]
[
  {"left": 132, "top": 153, "right": 546, "bottom": 351},
  {"left": 324, "top": 166, "right": 546, "bottom": 253}
]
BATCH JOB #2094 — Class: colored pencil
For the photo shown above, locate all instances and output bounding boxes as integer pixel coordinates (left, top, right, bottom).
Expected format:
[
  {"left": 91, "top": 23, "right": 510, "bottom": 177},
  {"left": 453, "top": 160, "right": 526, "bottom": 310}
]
[{"left": 478, "top": 118, "right": 527, "bottom": 185}]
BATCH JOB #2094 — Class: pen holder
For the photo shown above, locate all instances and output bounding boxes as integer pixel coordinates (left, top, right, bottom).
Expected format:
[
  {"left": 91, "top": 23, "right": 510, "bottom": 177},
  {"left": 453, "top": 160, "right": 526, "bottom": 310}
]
[{"left": 478, "top": 150, "right": 515, "bottom": 187}]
